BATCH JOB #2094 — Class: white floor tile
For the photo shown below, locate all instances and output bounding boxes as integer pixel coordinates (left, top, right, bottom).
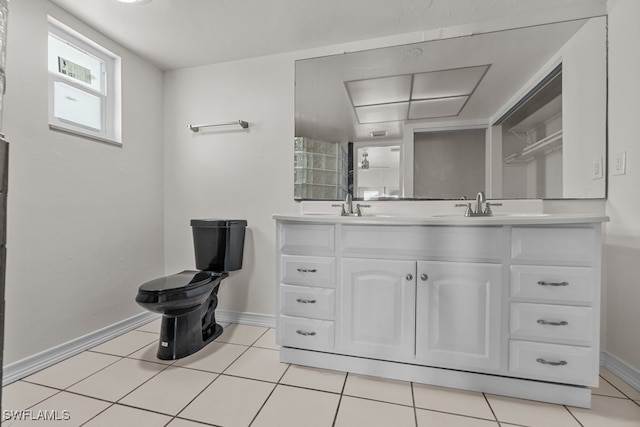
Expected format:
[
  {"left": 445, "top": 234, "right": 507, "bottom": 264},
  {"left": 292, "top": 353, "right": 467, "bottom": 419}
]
[
  {"left": 24, "top": 352, "right": 121, "bottom": 389},
  {"left": 127, "top": 342, "right": 174, "bottom": 365},
  {"left": 119, "top": 366, "right": 216, "bottom": 415},
  {"left": 343, "top": 373, "right": 413, "bottom": 406},
  {"left": 600, "top": 368, "right": 640, "bottom": 400},
  {"left": 179, "top": 374, "right": 274, "bottom": 427},
  {"left": 136, "top": 318, "right": 162, "bottom": 333},
  {"left": 83, "top": 404, "right": 171, "bottom": 427},
  {"left": 486, "top": 394, "right": 581, "bottom": 427},
  {"left": 413, "top": 383, "right": 495, "bottom": 420},
  {"left": 172, "top": 341, "right": 247, "bottom": 373},
  {"left": 252, "top": 384, "right": 340, "bottom": 427},
  {"left": 2, "top": 381, "right": 59, "bottom": 411},
  {"left": 90, "top": 330, "right": 158, "bottom": 357},
  {"left": 280, "top": 364, "right": 346, "bottom": 393},
  {"left": 253, "top": 328, "right": 279, "bottom": 350},
  {"left": 166, "top": 419, "right": 212, "bottom": 427},
  {"left": 416, "top": 408, "right": 499, "bottom": 426},
  {"left": 335, "top": 396, "right": 416, "bottom": 427},
  {"left": 28, "top": 391, "right": 111, "bottom": 426},
  {"left": 68, "top": 358, "right": 166, "bottom": 402},
  {"left": 217, "top": 323, "right": 269, "bottom": 346},
  {"left": 569, "top": 394, "right": 640, "bottom": 427},
  {"left": 592, "top": 376, "right": 628, "bottom": 398},
  {"left": 225, "top": 347, "right": 288, "bottom": 382}
]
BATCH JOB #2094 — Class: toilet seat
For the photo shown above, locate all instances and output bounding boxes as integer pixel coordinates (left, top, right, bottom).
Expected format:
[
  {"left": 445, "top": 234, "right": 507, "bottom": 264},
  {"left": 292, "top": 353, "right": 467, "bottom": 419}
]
[
  {"left": 136, "top": 270, "right": 228, "bottom": 314},
  {"left": 139, "top": 270, "right": 216, "bottom": 296}
]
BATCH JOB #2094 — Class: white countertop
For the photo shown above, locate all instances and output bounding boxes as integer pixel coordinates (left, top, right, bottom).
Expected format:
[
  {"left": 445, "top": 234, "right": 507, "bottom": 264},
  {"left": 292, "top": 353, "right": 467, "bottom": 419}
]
[{"left": 272, "top": 213, "right": 609, "bottom": 226}]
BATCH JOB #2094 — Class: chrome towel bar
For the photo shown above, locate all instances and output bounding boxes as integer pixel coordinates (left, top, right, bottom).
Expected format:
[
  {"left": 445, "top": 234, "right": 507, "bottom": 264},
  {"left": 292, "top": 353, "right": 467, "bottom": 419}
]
[{"left": 188, "top": 120, "right": 249, "bottom": 132}]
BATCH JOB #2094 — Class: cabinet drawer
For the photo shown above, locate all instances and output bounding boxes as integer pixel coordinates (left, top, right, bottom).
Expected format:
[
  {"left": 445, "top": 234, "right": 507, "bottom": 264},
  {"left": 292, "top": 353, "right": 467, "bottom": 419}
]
[
  {"left": 281, "top": 255, "right": 336, "bottom": 288},
  {"left": 511, "top": 227, "right": 596, "bottom": 265},
  {"left": 510, "top": 303, "right": 594, "bottom": 345},
  {"left": 280, "top": 315, "right": 334, "bottom": 351},
  {"left": 509, "top": 340, "right": 596, "bottom": 385},
  {"left": 279, "top": 223, "right": 335, "bottom": 256},
  {"left": 510, "top": 265, "right": 595, "bottom": 304},
  {"left": 280, "top": 285, "right": 335, "bottom": 320}
]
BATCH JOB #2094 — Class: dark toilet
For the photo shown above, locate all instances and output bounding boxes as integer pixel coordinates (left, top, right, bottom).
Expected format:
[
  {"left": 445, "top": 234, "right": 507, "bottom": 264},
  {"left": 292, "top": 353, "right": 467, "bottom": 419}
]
[{"left": 136, "top": 219, "right": 247, "bottom": 360}]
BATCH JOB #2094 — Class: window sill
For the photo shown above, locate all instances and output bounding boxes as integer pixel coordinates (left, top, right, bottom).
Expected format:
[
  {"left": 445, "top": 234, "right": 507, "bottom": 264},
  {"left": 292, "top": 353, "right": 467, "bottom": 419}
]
[{"left": 49, "top": 124, "right": 122, "bottom": 147}]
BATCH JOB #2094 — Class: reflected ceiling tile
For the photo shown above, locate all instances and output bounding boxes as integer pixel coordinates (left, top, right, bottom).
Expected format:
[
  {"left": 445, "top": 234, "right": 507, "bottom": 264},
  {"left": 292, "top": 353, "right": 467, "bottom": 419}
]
[
  {"left": 346, "top": 75, "right": 412, "bottom": 106},
  {"left": 412, "top": 65, "right": 489, "bottom": 99},
  {"left": 408, "top": 96, "right": 468, "bottom": 119},
  {"left": 355, "top": 102, "right": 409, "bottom": 124}
]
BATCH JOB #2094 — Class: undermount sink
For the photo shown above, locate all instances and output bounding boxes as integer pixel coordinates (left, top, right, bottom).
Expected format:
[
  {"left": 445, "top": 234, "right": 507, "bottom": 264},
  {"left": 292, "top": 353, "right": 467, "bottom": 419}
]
[{"left": 432, "top": 213, "right": 550, "bottom": 218}]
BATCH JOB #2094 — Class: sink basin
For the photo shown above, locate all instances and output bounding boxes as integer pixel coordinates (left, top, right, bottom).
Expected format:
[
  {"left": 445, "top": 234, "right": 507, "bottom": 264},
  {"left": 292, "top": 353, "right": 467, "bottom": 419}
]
[{"left": 432, "top": 213, "right": 549, "bottom": 218}]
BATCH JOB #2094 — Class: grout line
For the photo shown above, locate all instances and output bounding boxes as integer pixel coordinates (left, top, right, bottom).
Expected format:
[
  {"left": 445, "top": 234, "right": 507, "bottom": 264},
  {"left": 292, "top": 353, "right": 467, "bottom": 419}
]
[
  {"left": 483, "top": 392, "right": 501, "bottom": 424},
  {"left": 21, "top": 353, "right": 125, "bottom": 392},
  {"left": 79, "top": 402, "right": 115, "bottom": 426},
  {"left": 173, "top": 372, "right": 221, "bottom": 420},
  {"left": 564, "top": 404, "right": 585, "bottom": 427},
  {"left": 247, "top": 382, "right": 279, "bottom": 427},
  {"left": 411, "top": 382, "right": 418, "bottom": 427},
  {"left": 331, "top": 369, "right": 349, "bottom": 426},
  {"left": 599, "top": 374, "right": 640, "bottom": 401}
]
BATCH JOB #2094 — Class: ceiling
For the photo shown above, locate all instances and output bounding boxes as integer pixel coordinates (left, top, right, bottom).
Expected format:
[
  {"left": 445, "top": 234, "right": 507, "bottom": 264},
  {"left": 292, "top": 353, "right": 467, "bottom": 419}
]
[{"left": 49, "top": 0, "right": 605, "bottom": 71}]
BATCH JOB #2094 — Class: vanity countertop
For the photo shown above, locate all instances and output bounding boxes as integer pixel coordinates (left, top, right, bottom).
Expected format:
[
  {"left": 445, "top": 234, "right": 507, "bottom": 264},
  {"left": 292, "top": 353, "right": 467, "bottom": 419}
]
[{"left": 272, "top": 213, "right": 609, "bottom": 226}]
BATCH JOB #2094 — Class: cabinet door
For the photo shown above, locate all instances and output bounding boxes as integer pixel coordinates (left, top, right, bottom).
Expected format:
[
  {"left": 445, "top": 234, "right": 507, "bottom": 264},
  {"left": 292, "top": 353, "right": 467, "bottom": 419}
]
[
  {"left": 416, "top": 261, "right": 502, "bottom": 371},
  {"left": 341, "top": 258, "right": 416, "bottom": 359}
]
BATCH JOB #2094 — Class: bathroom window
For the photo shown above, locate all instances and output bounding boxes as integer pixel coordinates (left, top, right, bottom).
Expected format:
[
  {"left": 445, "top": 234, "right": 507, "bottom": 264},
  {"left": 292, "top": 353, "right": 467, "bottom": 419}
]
[{"left": 47, "top": 18, "right": 121, "bottom": 144}]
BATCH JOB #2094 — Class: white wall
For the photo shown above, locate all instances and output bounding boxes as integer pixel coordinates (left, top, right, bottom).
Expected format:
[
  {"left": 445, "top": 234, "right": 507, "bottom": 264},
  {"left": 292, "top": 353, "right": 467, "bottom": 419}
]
[
  {"left": 3, "top": 0, "right": 165, "bottom": 364},
  {"left": 163, "top": 54, "right": 298, "bottom": 315},
  {"left": 605, "top": 0, "right": 640, "bottom": 371}
]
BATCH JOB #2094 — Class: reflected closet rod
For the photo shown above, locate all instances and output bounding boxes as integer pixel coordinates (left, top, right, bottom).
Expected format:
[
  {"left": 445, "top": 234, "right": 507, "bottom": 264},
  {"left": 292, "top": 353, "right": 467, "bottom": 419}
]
[{"left": 188, "top": 120, "right": 249, "bottom": 132}]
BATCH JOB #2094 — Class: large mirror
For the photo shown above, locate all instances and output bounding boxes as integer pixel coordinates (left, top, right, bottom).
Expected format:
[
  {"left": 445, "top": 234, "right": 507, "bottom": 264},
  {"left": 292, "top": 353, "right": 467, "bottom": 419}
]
[{"left": 294, "top": 17, "right": 606, "bottom": 201}]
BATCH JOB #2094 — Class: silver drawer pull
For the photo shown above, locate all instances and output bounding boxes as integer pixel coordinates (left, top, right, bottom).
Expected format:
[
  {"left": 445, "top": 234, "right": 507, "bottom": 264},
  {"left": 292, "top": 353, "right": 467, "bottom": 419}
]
[
  {"left": 297, "top": 268, "right": 317, "bottom": 273},
  {"left": 296, "top": 330, "right": 316, "bottom": 336},
  {"left": 296, "top": 298, "right": 317, "bottom": 304},
  {"left": 537, "top": 319, "right": 568, "bottom": 326},
  {"left": 536, "top": 358, "right": 568, "bottom": 367},
  {"left": 537, "top": 281, "right": 569, "bottom": 287}
]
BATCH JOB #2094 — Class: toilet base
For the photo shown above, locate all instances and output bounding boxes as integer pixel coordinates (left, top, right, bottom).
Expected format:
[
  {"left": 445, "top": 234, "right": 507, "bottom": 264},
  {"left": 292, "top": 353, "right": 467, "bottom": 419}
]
[{"left": 156, "top": 284, "right": 223, "bottom": 360}]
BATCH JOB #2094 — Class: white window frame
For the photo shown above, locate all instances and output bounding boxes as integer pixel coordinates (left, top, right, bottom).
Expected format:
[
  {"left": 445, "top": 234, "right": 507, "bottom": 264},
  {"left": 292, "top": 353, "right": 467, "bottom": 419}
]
[{"left": 47, "top": 18, "right": 122, "bottom": 145}]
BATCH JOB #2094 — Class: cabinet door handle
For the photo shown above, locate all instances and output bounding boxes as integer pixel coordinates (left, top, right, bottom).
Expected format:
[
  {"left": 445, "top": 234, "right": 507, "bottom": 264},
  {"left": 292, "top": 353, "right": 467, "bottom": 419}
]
[
  {"left": 296, "top": 330, "right": 316, "bottom": 336},
  {"left": 537, "top": 319, "right": 569, "bottom": 326},
  {"left": 420, "top": 274, "right": 428, "bottom": 281},
  {"left": 297, "top": 268, "right": 317, "bottom": 273},
  {"left": 537, "top": 281, "right": 569, "bottom": 287},
  {"left": 296, "top": 298, "right": 317, "bottom": 304},
  {"left": 536, "top": 358, "right": 568, "bottom": 366},
  {"left": 405, "top": 274, "right": 413, "bottom": 281}
]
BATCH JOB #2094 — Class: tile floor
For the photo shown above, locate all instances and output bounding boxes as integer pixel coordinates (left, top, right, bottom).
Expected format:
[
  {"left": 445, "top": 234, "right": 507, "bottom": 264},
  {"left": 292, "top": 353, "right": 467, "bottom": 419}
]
[{"left": 3, "top": 320, "right": 640, "bottom": 426}]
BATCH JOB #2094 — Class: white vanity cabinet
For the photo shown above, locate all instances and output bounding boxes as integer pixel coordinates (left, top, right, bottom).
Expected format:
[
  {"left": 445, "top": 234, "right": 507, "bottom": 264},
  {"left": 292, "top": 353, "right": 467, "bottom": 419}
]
[{"left": 274, "top": 216, "right": 604, "bottom": 408}]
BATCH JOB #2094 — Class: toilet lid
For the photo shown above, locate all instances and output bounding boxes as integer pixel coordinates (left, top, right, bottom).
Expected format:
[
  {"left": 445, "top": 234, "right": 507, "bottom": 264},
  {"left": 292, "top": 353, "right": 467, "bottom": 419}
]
[{"left": 138, "top": 270, "right": 216, "bottom": 295}]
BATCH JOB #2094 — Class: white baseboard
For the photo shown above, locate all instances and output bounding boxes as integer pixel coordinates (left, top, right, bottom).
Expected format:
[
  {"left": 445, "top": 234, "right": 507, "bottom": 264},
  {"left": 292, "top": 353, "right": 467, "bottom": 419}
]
[
  {"left": 216, "top": 310, "right": 275, "bottom": 328},
  {"left": 1, "top": 310, "right": 274, "bottom": 386},
  {"left": 2, "top": 312, "right": 159, "bottom": 386},
  {"left": 600, "top": 350, "right": 640, "bottom": 392}
]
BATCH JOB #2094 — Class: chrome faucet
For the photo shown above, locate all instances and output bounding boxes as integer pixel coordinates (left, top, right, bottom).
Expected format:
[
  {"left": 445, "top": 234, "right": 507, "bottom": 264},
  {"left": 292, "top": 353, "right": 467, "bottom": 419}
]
[
  {"left": 332, "top": 193, "right": 370, "bottom": 216},
  {"left": 345, "top": 193, "right": 354, "bottom": 215},
  {"left": 455, "top": 191, "right": 502, "bottom": 217}
]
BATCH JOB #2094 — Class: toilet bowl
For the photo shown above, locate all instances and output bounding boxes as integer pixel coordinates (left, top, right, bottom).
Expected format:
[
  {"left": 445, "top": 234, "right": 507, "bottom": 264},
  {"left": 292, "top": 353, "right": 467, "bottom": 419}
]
[{"left": 135, "top": 219, "right": 247, "bottom": 360}]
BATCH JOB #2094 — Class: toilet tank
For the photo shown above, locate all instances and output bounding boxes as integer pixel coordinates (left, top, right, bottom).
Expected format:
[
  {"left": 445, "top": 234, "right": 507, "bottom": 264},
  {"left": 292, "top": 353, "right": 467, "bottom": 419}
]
[{"left": 190, "top": 219, "right": 247, "bottom": 272}]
